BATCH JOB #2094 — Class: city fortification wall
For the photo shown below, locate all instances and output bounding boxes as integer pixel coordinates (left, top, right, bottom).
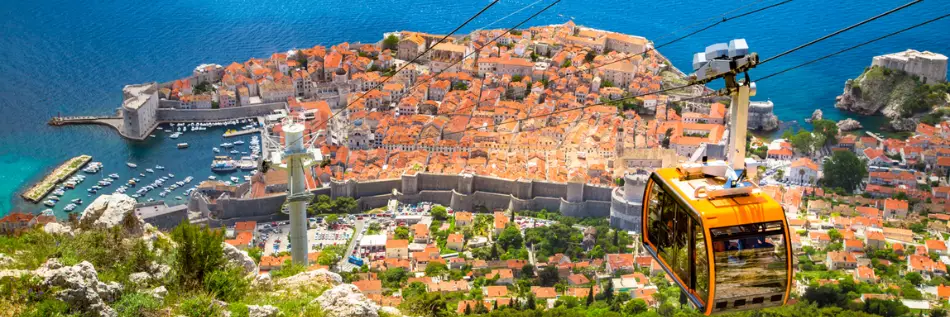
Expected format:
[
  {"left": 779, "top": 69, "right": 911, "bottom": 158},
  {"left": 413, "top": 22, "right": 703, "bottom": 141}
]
[
  {"left": 205, "top": 172, "right": 631, "bottom": 222},
  {"left": 155, "top": 102, "right": 286, "bottom": 122}
]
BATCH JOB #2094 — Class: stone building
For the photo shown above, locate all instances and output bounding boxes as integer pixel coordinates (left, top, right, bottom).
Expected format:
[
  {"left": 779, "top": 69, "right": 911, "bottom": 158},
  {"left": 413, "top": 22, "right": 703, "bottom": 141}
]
[
  {"left": 121, "top": 82, "right": 159, "bottom": 139},
  {"left": 872, "top": 49, "right": 947, "bottom": 84},
  {"left": 747, "top": 100, "right": 780, "bottom": 131}
]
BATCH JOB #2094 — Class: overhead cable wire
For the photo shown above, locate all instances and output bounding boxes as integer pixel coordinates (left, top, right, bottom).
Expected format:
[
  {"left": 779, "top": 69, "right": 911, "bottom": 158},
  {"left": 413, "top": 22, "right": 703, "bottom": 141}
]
[
  {"left": 306, "top": 0, "right": 560, "bottom": 149},
  {"left": 757, "top": 11, "right": 950, "bottom": 82},
  {"left": 758, "top": 0, "right": 922, "bottom": 65},
  {"left": 284, "top": 0, "right": 502, "bottom": 148}
]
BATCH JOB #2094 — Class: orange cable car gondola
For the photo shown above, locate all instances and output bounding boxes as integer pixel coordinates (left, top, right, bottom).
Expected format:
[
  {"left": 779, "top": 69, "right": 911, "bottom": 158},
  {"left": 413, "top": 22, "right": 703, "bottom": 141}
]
[{"left": 641, "top": 39, "right": 791, "bottom": 315}]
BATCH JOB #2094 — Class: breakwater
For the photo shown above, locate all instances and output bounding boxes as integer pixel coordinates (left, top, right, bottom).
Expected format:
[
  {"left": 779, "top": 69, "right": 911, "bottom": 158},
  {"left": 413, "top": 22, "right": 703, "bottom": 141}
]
[{"left": 21, "top": 155, "right": 91, "bottom": 202}]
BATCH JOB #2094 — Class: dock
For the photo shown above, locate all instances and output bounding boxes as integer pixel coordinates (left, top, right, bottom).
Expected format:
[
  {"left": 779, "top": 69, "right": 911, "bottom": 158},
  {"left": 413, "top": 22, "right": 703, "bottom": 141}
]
[
  {"left": 223, "top": 128, "right": 261, "bottom": 138},
  {"left": 21, "top": 155, "right": 92, "bottom": 203}
]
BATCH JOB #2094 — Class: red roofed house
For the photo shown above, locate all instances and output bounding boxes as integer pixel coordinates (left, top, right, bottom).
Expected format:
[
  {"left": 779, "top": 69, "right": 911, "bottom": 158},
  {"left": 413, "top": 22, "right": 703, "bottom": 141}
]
[
  {"left": 826, "top": 251, "right": 857, "bottom": 270},
  {"left": 908, "top": 254, "right": 947, "bottom": 276},
  {"left": 853, "top": 266, "right": 879, "bottom": 283},
  {"left": 882, "top": 198, "right": 909, "bottom": 219},
  {"left": 483, "top": 285, "right": 508, "bottom": 298},
  {"left": 567, "top": 273, "right": 590, "bottom": 286},
  {"left": 352, "top": 279, "right": 382, "bottom": 295},
  {"left": 446, "top": 233, "right": 464, "bottom": 251},
  {"left": 866, "top": 231, "right": 886, "bottom": 250},
  {"left": 844, "top": 239, "right": 865, "bottom": 253},
  {"left": 386, "top": 239, "right": 409, "bottom": 259},
  {"left": 605, "top": 253, "right": 636, "bottom": 274},
  {"left": 787, "top": 157, "right": 820, "bottom": 185},
  {"left": 0, "top": 212, "right": 34, "bottom": 235},
  {"left": 927, "top": 240, "right": 948, "bottom": 255}
]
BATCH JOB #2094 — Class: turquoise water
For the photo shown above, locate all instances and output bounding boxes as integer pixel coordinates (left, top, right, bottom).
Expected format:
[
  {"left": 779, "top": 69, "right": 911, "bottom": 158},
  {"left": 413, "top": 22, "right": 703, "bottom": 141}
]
[{"left": 1, "top": 0, "right": 949, "bottom": 216}]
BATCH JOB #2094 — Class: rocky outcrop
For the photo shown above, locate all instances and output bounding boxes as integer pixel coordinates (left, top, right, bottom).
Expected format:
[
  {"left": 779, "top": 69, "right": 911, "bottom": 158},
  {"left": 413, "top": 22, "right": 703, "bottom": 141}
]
[
  {"left": 379, "top": 307, "right": 403, "bottom": 317},
  {"left": 313, "top": 284, "right": 380, "bottom": 317},
  {"left": 807, "top": 109, "right": 823, "bottom": 123},
  {"left": 147, "top": 286, "right": 167, "bottom": 301},
  {"left": 43, "top": 222, "right": 74, "bottom": 236},
  {"left": 248, "top": 305, "right": 280, "bottom": 317},
  {"left": 222, "top": 242, "right": 258, "bottom": 275},
  {"left": 278, "top": 269, "right": 343, "bottom": 289},
  {"left": 80, "top": 194, "right": 142, "bottom": 233},
  {"left": 836, "top": 66, "right": 927, "bottom": 117},
  {"left": 38, "top": 259, "right": 122, "bottom": 317},
  {"left": 836, "top": 118, "right": 863, "bottom": 131},
  {"left": 889, "top": 117, "right": 919, "bottom": 132}
]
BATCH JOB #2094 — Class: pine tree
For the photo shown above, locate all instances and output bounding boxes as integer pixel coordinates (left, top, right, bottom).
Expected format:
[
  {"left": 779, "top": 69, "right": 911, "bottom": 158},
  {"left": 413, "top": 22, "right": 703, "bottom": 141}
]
[
  {"left": 464, "top": 303, "right": 472, "bottom": 315},
  {"left": 525, "top": 294, "right": 537, "bottom": 310},
  {"left": 586, "top": 284, "right": 595, "bottom": 306}
]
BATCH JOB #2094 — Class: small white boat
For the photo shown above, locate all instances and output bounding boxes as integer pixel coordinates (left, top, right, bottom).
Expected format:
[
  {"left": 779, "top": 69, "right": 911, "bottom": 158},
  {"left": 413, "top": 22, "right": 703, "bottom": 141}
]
[
  {"left": 168, "top": 173, "right": 175, "bottom": 178},
  {"left": 156, "top": 165, "right": 165, "bottom": 170},
  {"left": 230, "top": 176, "right": 240, "bottom": 183},
  {"left": 208, "top": 175, "right": 217, "bottom": 180},
  {"left": 233, "top": 140, "right": 245, "bottom": 145},
  {"left": 71, "top": 198, "right": 82, "bottom": 204},
  {"left": 44, "top": 200, "right": 56, "bottom": 207},
  {"left": 108, "top": 173, "right": 120, "bottom": 179},
  {"left": 177, "top": 143, "right": 189, "bottom": 149},
  {"left": 213, "top": 147, "right": 220, "bottom": 153},
  {"left": 127, "top": 162, "right": 137, "bottom": 168},
  {"left": 175, "top": 196, "right": 183, "bottom": 200},
  {"left": 64, "top": 203, "right": 77, "bottom": 212},
  {"left": 146, "top": 169, "right": 155, "bottom": 173},
  {"left": 139, "top": 173, "right": 146, "bottom": 177}
]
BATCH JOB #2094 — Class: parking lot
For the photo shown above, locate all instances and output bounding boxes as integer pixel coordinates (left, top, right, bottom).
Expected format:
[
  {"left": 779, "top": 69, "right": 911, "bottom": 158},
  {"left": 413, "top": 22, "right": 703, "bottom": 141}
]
[{"left": 257, "top": 220, "right": 354, "bottom": 256}]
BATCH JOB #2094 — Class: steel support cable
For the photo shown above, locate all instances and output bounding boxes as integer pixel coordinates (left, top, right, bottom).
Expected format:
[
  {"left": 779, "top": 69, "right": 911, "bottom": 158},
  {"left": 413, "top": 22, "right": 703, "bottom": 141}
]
[
  {"left": 758, "top": 0, "right": 922, "bottom": 65},
  {"left": 286, "top": 0, "right": 502, "bottom": 148}
]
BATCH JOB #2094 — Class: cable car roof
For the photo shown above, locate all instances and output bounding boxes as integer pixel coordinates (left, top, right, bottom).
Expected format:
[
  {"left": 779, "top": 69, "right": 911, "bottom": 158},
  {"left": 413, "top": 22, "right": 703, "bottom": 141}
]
[{"left": 654, "top": 167, "right": 785, "bottom": 230}]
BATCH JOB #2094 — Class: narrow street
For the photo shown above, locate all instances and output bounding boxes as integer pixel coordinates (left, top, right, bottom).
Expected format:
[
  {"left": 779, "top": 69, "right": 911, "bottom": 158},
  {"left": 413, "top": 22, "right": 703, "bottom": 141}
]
[{"left": 336, "top": 219, "right": 364, "bottom": 272}]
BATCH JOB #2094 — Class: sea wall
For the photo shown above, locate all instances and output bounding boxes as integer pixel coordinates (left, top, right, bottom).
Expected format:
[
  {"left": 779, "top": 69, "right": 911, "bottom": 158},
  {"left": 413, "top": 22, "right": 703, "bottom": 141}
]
[
  {"left": 203, "top": 172, "right": 622, "bottom": 221},
  {"left": 156, "top": 102, "right": 287, "bottom": 122}
]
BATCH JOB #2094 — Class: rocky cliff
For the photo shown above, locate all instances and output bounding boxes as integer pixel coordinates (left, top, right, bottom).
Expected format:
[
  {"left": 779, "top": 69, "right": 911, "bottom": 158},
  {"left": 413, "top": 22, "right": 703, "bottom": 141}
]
[{"left": 835, "top": 66, "right": 930, "bottom": 118}]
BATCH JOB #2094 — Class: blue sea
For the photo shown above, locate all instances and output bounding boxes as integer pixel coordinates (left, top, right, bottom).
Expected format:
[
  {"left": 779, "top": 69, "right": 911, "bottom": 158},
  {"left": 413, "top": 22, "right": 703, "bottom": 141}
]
[{"left": 1, "top": 0, "right": 949, "bottom": 217}]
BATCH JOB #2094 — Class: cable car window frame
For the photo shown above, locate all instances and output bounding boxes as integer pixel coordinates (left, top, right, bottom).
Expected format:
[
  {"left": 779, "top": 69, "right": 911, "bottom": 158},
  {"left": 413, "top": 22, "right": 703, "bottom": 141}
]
[
  {"left": 709, "top": 221, "right": 788, "bottom": 311},
  {"left": 643, "top": 174, "right": 709, "bottom": 310}
]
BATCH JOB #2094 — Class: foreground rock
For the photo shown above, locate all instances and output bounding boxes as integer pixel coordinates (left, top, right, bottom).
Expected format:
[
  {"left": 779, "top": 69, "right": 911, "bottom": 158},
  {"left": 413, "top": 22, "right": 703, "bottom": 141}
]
[
  {"left": 43, "top": 222, "right": 74, "bottom": 236},
  {"left": 38, "top": 259, "right": 122, "bottom": 317},
  {"left": 278, "top": 269, "right": 343, "bottom": 289},
  {"left": 836, "top": 118, "right": 863, "bottom": 131},
  {"left": 313, "top": 284, "right": 379, "bottom": 317},
  {"left": 248, "top": 305, "right": 280, "bottom": 317},
  {"left": 80, "top": 194, "right": 142, "bottom": 234},
  {"left": 222, "top": 242, "right": 259, "bottom": 275}
]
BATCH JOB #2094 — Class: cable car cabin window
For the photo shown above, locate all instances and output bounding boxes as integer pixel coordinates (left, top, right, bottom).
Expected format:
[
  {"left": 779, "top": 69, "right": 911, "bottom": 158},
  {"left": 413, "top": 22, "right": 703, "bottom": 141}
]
[
  {"left": 694, "top": 219, "right": 709, "bottom": 302},
  {"left": 710, "top": 221, "right": 787, "bottom": 310},
  {"left": 646, "top": 179, "right": 700, "bottom": 300}
]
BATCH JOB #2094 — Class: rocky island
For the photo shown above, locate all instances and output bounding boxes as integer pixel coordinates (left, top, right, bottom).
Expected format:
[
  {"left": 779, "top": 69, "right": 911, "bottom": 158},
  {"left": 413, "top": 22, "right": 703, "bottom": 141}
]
[{"left": 835, "top": 49, "right": 950, "bottom": 131}]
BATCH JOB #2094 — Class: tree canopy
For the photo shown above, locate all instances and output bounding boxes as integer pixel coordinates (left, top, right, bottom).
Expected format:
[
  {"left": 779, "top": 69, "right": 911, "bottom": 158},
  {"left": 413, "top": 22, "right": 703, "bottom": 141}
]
[{"left": 822, "top": 150, "right": 868, "bottom": 193}]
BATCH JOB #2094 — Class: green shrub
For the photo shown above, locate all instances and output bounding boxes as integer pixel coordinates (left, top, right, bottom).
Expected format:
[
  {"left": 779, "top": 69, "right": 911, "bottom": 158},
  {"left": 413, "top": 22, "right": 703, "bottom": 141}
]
[
  {"left": 178, "top": 294, "right": 224, "bottom": 317},
  {"left": 171, "top": 223, "right": 225, "bottom": 290},
  {"left": 204, "top": 267, "right": 250, "bottom": 302},
  {"left": 229, "top": 302, "right": 249, "bottom": 317},
  {"left": 114, "top": 292, "right": 162, "bottom": 317},
  {"left": 20, "top": 299, "right": 70, "bottom": 317}
]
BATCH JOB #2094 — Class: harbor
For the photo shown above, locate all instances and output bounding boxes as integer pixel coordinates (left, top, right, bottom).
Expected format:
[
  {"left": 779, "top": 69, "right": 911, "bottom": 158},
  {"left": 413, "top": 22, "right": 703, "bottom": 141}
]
[
  {"left": 21, "top": 155, "right": 92, "bottom": 202},
  {"left": 18, "top": 119, "right": 264, "bottom": 218}
]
